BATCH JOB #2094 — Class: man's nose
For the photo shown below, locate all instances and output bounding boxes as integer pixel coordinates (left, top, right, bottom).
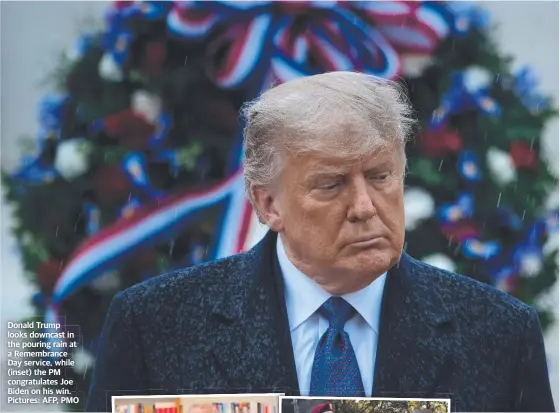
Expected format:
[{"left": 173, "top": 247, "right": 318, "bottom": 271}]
[{"left": 347, "top": 178, "right": 376, "bottom": 222}]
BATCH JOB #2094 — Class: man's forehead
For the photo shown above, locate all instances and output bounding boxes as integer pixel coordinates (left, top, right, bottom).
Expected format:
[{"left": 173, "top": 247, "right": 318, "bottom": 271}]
[{"left": 297, "top": 149, "right": 396, "bottom": 172}]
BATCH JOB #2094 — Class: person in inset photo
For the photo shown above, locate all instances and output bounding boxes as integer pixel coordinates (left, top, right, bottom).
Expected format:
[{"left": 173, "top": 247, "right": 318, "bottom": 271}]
[{"left": 311, "top": 402, "right": 334, "bottom": 413}]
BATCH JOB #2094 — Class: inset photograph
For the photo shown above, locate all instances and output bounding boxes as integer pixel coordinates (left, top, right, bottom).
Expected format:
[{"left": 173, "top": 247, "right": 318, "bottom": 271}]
[
  {"left": 113, "top": 393, "right": 282, "bottom": 413},
  {"left": 280, "top": 397, "right": 450, "bottom": 413}
]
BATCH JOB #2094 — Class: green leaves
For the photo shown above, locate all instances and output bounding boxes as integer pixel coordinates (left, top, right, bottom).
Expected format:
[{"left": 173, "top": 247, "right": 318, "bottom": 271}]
[
  {"left": 77, "top": 82, "right": 131, "bottom": 122},
  {"left": 175, "top": 142, "right": 203, "bottom": 170},
  {"left": 408, "top": 158, "right": 444, "bottom": 185}
]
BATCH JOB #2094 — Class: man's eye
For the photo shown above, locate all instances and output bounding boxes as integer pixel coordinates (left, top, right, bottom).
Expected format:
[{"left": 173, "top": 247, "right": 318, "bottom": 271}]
[
  {"left": 369, "top": 173, "right": 391, "bottom": 181},
  {"left": 318, "top": 183, "right": 340, "bottom": 190}
]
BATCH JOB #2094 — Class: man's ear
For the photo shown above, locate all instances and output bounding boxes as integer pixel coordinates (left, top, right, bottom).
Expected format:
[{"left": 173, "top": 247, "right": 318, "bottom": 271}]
[{"left": 250, "top": 183, "right": 284, "bottom": 232}]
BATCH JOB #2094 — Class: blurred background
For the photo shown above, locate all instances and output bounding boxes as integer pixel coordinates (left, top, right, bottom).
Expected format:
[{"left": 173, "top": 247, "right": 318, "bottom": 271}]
[{"left": 1, "top": 1, "right": 558, "bottom": 411}]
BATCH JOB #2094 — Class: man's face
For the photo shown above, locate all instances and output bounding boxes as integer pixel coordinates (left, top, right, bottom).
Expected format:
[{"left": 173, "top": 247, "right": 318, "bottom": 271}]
[{"left": 255, "top": 145, "right": 405, "bottom": 294}]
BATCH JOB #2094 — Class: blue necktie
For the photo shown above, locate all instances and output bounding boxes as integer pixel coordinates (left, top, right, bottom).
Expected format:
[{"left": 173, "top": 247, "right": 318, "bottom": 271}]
[{"left": 309, "top": 296, "right": 365, "bottom": 397}]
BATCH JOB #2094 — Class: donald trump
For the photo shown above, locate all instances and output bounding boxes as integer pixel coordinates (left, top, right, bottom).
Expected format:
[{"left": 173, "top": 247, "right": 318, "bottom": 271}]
[{"left": 86, "top": 71, "right": 554, "bottom": 412}]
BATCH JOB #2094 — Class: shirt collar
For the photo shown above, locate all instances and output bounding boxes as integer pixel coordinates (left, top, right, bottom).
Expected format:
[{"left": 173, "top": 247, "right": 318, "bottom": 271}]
[{"left": 277, "top": 235, "right": 387, "bottom": 333}]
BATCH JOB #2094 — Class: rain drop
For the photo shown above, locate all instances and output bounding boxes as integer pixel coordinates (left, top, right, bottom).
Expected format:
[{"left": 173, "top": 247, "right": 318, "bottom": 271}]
[
  {"left": 168, "top": 239, "right": 175, "bottom": 256},
  {"left": 522, "top": 210, "right": 526, "bottom": 220},
  {"left": 497, "top": 192, "right": 502, "bottom": 207},
  {"left": 453, "top": 243, "right": 461, "bottom": 256},
  {"left": 55, "top": 226, "right": 59, "bottom": 237},
  {"left": 438, "top": 160, "right": 444, "bottom": 171}
]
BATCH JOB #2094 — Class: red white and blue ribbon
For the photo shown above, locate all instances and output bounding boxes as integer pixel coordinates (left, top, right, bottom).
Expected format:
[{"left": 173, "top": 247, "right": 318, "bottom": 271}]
[
  {"left": 167, "top": 1, "right": 454, "bottom": 88},
  {"left": 45, "top": 169, "right": 250, "bottom": 349}
]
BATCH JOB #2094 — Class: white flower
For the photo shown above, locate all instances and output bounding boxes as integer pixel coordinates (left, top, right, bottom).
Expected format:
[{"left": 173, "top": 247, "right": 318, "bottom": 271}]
[
  {"left": 545, "top": 190, "right": 559, "bottom": 210},
  {"left": 423, "top": 253, "right": 456, "bottom": 272},
  {"left": 486, "top": 147, "right": 516, "bottom": 185},
  {"left": 132, "top": 90, "right": 162, "bottom": 124},
  {"left": 463, "top": 66, "right": 494, "bottom": 92},
  {"left": 400, "top": 54, "right": 433, "bottom": 77},
  {"left": 98, "top": 53, "right": 123, "bottom": 82},
  {"left": 72, "top": 347, "right": 95, "bottom": 374},
  {"left": 519, "top": 252, "right": 543, "bottom": 278},
  {"left": 90, "top": 270, "right": 121, "bottom": 292},
  {"left": 54, "top": 138, "right": 92, "bottom": 180},
  {"left": 404, "top": 187, "right": 435, "bottom": 230}
]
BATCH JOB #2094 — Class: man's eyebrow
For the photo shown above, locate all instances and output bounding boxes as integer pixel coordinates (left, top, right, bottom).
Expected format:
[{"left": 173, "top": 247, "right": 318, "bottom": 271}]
[
  {"left": 363, "top": 162, "right": 393, "bottom": 172},
  {"left": 306, "top": 170, "right": 346, "bottom": 180}
]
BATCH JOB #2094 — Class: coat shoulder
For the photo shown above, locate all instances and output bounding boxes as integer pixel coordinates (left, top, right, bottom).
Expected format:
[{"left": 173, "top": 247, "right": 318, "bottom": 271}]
[
  {"left": 406, "top": 255, "right": 535, "bottom": 323},
  {"left": 116, "top": 248, "right": 258, "bottom": 318}
]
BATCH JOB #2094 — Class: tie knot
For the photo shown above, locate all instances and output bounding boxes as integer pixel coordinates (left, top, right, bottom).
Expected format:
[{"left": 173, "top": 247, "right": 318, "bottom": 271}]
[{"left": 318, "top": 297, "right": 356, "bottom": 330}]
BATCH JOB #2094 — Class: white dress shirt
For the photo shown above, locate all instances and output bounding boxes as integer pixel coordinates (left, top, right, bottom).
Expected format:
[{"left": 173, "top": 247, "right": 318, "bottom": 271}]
[{"left": 276, "top": 235, "right": 386, "bottom": 396}]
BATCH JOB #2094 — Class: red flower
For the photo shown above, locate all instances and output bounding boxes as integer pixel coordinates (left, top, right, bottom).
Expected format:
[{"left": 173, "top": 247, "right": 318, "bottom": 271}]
[
  {"left": 419, "top": 126, "right": 463, "bottom": 158},
  {"left": 37, "top": 259, "right": 63, "bottom": 294},
  {"left": 510, "top": 141, "right": 537, "bottom": 169},
  {"left": 441, "top": 220, "right": 480, "bottom": 242},
  {"left": 496, "top": 274, "right": 517, "bottom": 294},
  {"left": 104, "top": 109, "right": 156, "bottom": 150},
  {"left": 94, "top": 164, "right": 131, "bottom": 204},
  {"left": 142, "top": 40, "right": 167, "bottom": 77}
]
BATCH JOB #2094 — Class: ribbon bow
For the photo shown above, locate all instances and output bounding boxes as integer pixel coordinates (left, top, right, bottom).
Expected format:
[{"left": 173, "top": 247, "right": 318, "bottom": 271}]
[{"left": 167, "top": 1, "right": 453, "bottom": 88}]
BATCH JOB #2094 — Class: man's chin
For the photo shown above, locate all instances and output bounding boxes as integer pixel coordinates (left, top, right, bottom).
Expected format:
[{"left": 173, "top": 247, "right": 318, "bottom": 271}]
[{"left": 349, "top": 248, "right": 395, "bottom": 275}]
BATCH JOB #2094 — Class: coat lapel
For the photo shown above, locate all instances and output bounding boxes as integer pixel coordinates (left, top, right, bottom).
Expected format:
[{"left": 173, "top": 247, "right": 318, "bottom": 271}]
[
  {"left": 204, "top": 231, "right": 298, "bottom": 394},
  {"left": 373, "top": 253, "right": 456, "bottom": 398}
]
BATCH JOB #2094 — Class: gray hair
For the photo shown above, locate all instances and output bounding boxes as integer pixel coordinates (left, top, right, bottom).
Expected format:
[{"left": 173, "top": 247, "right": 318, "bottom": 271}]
[{"left": 241, "top": 71, "right": 415, "bottom": 203}]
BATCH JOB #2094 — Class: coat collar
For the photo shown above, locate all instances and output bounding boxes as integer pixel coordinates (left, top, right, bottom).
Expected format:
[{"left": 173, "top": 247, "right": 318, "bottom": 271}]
[{"left": 208, "top": 230, "right": 456, "bottom": 396}]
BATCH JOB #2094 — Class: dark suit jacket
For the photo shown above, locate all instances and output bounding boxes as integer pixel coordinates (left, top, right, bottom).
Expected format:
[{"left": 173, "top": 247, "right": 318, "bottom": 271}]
[{"left": 86, "top": 231, "right": 555, "bottom": 412}]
